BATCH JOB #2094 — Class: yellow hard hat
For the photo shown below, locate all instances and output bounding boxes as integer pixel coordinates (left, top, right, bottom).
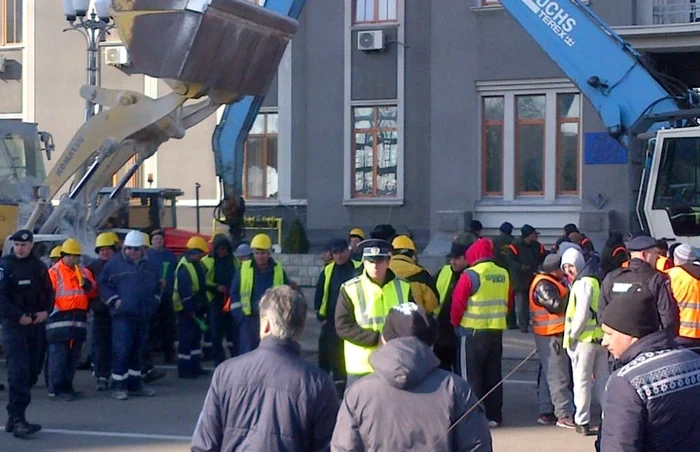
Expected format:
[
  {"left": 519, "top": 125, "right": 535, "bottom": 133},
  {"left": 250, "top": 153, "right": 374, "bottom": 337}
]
[
  {"left": 392, "top": 235, "right": 416, "bottom": 251},
  {"left": 107, "top": 232, "right": 120, "bottom": 246},
  {"left": 61, "top": 238, "right": 82, "bottom": 256},
  {"left": 186, "top": 236, "right": 209, "bottom": 253},
  {"left": 50, "top": 246, "right": 63, "bottom": 259},
  {"left": 141, "top": 232, "right": 151, "bottom": 247},
  {"left": 349, "top": 228, "right": 365, "bottom": 240},
  {"left": 95, "top": 232, "right": 117, "bottom": 250},
  {"left": 250, "top": 233, "right": 272, "bottom": 251}
]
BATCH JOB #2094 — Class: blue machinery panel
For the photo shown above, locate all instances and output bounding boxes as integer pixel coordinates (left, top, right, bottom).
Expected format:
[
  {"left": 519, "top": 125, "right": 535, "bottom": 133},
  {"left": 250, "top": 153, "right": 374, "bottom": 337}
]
[{"left": 584, "top": 132, "right": 627, "bottom": 165}]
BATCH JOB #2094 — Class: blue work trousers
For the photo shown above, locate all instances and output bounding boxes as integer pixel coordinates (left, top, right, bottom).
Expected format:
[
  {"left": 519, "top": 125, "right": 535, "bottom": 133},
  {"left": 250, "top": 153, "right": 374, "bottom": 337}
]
[
  {"left": 92, "top": 314, "right": 112, "bottom": 380},
  {"left": 177, "top": 313, "right": 202, "bottom": 377},
  {"left": 111, "top": 317, "right": 148, "bottom": 391},
  {"left": 210, "top": 303, "right": 235, "bottom": 366},
  {"left": 48, "top": 341, "right": 82, "bottom": 396}
]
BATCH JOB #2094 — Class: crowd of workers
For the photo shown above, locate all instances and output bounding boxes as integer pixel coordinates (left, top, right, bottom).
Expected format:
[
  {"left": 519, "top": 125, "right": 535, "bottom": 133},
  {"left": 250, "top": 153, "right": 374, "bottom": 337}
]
[{"left": 2, "top": 219, "right": 700, "bottom": 450}]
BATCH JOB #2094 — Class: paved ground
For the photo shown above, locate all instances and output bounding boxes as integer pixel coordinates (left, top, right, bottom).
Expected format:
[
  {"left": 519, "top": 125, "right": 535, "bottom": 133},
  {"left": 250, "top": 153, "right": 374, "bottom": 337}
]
[{"left": 0, "top": 289, "right": 601, "bottom": 451}]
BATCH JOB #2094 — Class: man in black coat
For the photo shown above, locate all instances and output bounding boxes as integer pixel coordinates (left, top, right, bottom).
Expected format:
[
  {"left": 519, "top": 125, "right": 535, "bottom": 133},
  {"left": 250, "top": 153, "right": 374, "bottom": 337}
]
[
  {"left": 599, "top": 294, "right": 700, "bottom": 451},
  {"left": 191, "top": 286, "right": 339, "bottom": 451}
]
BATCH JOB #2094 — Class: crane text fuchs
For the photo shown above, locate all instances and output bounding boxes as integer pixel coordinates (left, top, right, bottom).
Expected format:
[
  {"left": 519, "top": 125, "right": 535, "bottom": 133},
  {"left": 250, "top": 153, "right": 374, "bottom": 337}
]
[{"left": 521, "top": 0, "right": 577, "bottom": 47}]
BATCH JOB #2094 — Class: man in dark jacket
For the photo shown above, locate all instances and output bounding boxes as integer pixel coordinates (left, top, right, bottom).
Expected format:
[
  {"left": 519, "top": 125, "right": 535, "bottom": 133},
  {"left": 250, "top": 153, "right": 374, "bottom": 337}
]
[
  {"left": 599, "top": 235, "right": 679, "bottom": 338},
  {"left": 99, "top": 230, "right": 161, "bottom": 401},
  {"left": 506, "top": 224, "right": 547, "bottom": 333},
  {"left": 600, "top": 232, "right": 627, "bottom": 277},
  {"left": 331, "top": 303, "right": 492, "bottom": 451},
  {"left": 492, "top": 222, "right": 515, "bottom": 329},
  {"left": 146, "top": 229, "right": 178, "bottom": 364},
  {"left": 314, "top": 238, "right": 360, "bottom": 390},
  {"left": 598, "top": 294, "right": 700, "bottom": 451},
  {"left": 191, "top": 286, "right": 339, "bottom": 452}
]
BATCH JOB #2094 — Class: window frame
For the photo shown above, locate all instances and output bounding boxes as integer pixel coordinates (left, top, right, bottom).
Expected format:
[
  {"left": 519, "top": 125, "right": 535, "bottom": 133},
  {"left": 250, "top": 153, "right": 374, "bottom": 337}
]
[
  {"left": 1, "top": 0, "right": 21, "bottom": 46},
  {"left": 514, "top": 94, "right": 546, "bottom": 196},
  {"left": 556, "top": 93, "right": 581, "bottom": 195},
  {"left": 481, "top": 96, "right": 505, "bottom": 196},
  {"left": 353, "top": 0, "right": 399, "bottom": 25},
  {"left": 351, "top": 105, "right": 398, "bottom": 199},
  {"left": 243, "top": 111, "right": 279, "bottom": 200}
]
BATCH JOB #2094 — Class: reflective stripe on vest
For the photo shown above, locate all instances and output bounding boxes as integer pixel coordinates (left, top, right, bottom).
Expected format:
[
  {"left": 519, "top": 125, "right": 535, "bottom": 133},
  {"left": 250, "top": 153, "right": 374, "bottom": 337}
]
[
  {"left": 45, "top": 320, "right": 88, "bottom": 331},
  {"left": 563, "top": 276, "right": 602, "bottom": 349},
  {"left": 319, "top": 260, "right": 361, "bottom": 317},
  {"left": 667, "top": 267, "right": 700, "bottom": 339},
  {"left": 612, "top": 246, "right": 627, "bottom": 258},
  {"left": 528, "top": 274, "right": 567, "bottom": 336},
  {"left": 49, "top": 262, "right": 90, "bottom": 312},
  {"left": 240, "top": 260, "right": 284, "bottom": 316},
  {"left": 343, "top": 275, "right": 410, "bottom": 375},
  {"left": 460, "top": 262, "right": 508, "bottom": 330},
  {"left": 173, "top": 258, "right": 200, "bottom": 312}
]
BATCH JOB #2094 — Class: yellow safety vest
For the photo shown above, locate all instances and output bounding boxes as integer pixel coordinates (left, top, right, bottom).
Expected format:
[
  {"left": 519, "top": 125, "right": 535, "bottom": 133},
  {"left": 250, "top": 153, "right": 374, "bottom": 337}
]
[
  {"left": 435, "top": 265, "right": 453, "bottom": 314},
  {"left": 173, "top": 258, "right": 200, "bottom": 312},
  {"left": 240, "top": 260, "right": 285, "bottom": 315},
  {"left": 460, "top": 261, "right": 508, "bottom": 330},
  {"left": 319, "top": 260, "right": 361, "bottom": 317},
  {"left": 201, "top": 255, "right": 238, "bottom": 302},
  {"left": 563, "top": 276, "right": 603, "bottom": 349},
  {"left": 342, "top": 274, "right": 411, "bottom": 375}
]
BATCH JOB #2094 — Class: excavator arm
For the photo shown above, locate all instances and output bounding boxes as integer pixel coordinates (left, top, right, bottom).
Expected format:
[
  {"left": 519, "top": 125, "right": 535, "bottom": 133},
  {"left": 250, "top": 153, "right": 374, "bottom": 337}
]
[{"left": 212, "top": 0, "right": 307, "bottom": 243}]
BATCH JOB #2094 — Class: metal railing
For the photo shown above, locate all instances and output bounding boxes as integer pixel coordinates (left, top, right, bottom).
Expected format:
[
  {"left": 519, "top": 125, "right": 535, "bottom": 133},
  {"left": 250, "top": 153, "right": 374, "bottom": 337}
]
[{"left": 653, "top": 0, "right": 700, "bottom": 25}]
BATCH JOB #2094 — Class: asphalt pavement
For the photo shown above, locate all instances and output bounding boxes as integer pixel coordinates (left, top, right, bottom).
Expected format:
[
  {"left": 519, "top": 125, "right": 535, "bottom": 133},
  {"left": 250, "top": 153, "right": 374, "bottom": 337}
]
[{"left": 0, "top": 289, "right": 600, "bottom": 451}]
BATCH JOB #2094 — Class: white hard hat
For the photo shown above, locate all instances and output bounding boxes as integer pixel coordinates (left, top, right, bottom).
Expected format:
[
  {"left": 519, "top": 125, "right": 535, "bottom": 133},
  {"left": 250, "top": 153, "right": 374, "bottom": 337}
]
[{"left": 123, "top": 230, "right": 146, "bottom": 248}]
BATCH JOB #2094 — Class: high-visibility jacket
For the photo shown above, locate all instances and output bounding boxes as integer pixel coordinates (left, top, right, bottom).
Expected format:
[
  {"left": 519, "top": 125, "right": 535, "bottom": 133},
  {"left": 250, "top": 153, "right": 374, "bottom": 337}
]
[
  {"left": 240, "top": 260, "right": 284, "bottom": 316},
  {"left": 563, "top": 276, "right": 602, "bottom": 349},
  {"left": 46, "top": 260, "right": 97, "bottom": 343},
  {"left": 173, "top": 258, "right": 205, "bottom": 312},
  {"left": 342, "top": 274, "right": 410, "bottom": 374},
  {"left": 656, "top": 255, "right": 673, "bottom": 272},
  {"left": 389, "top": 255, "right": 439, "bottom": 313},
  {"left": 201, "top": 255, "right": 238, "bottom": 302},
  {"left": 319, "top": 260, "right": 361, "bottom": 317},
  {"left": 459, "top": 261, "right": 509, "bottom": 330},
  {"left": 435, "top": 264, "right": 455, "bottom": 315},
  {"left": 528, "top": 274, "right": 567, "bottom": 336},
  {"left": 667, "top": 266, "right": 700, "bottom": 339}
]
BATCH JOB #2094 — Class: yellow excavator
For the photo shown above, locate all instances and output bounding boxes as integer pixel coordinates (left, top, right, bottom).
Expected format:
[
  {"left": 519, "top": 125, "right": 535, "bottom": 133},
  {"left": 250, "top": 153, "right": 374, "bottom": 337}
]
[{"left": 1, "top": 0, "right": 299, "bottom": 256}]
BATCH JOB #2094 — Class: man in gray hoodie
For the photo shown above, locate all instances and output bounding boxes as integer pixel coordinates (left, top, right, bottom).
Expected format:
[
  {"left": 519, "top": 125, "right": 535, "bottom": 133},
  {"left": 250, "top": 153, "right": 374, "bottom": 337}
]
[
  {"left": 560, "top": 247, "right": 610, "bottom": 436},
  {"left": 331, "top": 303, "right": 492, "bottom": 451}
]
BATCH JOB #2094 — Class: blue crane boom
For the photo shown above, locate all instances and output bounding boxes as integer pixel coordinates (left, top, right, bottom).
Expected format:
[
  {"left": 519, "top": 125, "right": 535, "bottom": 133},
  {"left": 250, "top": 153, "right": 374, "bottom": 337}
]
[
  {"left": 212, "top": 0, "right": 307, "bottom": 241},
  {"left": 499, "top": 0, "right": 698, "bottom": 141}
]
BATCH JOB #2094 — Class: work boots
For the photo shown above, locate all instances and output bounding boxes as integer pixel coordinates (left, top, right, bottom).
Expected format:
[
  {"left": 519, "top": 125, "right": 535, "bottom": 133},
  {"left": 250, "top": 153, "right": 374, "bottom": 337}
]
[{"left": 6, "top": 418, "right": 41, "bottom": 438}]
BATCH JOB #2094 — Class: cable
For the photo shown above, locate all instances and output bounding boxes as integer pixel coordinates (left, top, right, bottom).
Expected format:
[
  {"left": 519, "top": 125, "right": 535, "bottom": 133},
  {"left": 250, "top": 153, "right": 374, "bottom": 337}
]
[{"left": 426, "top": 347, "right": 538, "bottom": 451}]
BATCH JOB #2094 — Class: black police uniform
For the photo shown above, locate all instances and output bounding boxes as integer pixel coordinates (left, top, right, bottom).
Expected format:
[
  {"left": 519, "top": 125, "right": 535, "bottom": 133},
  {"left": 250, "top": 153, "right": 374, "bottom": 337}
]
[
  {"left": 0, "top": 231, "right": 53, "bottom": 437},
  {"left": 599, "top": 236, "right": 680, "bottom": 338}
]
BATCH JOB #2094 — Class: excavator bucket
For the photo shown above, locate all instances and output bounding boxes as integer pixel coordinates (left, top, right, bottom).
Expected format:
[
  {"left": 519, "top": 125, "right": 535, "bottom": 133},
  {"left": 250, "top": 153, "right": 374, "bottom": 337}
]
[{"left": 111, "top": 0, "right": 299, "bottom": 101}]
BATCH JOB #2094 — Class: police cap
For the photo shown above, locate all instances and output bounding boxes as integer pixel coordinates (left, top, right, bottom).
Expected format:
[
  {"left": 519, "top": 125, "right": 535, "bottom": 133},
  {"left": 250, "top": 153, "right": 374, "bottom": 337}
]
[
  {"left": 9, "top": 229, "right": 33, "bottom": 243},
  {"left": 360, "top": 239, "right": 392, "bottom": 259},
  {"left": 625, "top": 235, "right": 658, "bottom": 252}
]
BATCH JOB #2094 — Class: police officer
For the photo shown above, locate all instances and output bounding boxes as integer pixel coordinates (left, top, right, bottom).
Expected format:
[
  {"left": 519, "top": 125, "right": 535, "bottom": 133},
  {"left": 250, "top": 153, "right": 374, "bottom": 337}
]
[
  {"left": 0, "top": 229, "right": 52, "bottom": 438},
  {"left": 599, "top": 235, "right": 679, "bottom": 338},
  {"left": 335, "top": 239, "right": 413, "bottom": 387}
]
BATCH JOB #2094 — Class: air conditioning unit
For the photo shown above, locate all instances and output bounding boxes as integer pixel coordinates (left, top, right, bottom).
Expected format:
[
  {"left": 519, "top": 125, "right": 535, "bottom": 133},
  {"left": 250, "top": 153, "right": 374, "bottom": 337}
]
[
  {"left": 105, "top": 46, "right": 130, "bottom": 67},
  {"left": 357, "top": 30, "right": 384, "bottom": 51}
]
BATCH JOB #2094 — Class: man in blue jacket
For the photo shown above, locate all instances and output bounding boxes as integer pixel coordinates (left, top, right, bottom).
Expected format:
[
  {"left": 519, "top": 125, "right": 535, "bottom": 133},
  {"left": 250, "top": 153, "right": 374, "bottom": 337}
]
[
  {"left": 146, "top": 229, "right": 178, "bottom": 365},
  {"left": 191, "top": 285, "right": 339, "bottom": 451},
  {"left": 99, "top": 230, "right": 161, "bottom": 401}
]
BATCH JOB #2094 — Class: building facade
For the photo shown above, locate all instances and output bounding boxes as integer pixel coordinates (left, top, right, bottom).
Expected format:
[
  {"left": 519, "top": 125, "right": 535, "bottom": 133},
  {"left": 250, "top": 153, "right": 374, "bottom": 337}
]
[{"left": 2, "top": 0, "right": 699, "bottom": 251}]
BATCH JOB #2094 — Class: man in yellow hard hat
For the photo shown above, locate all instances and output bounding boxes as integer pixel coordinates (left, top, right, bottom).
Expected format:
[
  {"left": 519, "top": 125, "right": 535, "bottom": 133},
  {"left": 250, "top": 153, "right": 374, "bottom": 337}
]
[
  {"left": 86, "top": 232, "right": 119, "bottom": 391},
  {"left": 335, "top": 239, "right": 413, "bottom": 387},
  {"left": 349, "top": 228, "right": 365, "bottom": 261},
  {"left": 172, "top": 235, "right": 210, "bottom": 379},
  {"left": 389, "top": 235, "right": 439, "bottom": 314},
  {"left": 46, "top": 238, "right": 97, "bottom": 401},
  {"left": 49, "top": 246, "right": 62, "bottom": 266},
  {"left": 229, "top": 233, "right": 289, "bottom": 354}
]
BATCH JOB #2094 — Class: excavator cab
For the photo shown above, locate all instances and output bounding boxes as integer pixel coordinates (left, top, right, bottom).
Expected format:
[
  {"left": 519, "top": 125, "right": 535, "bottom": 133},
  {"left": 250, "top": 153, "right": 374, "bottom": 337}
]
[
  {"left": 95, "top": 187, "right": 184, "bottom": 235},
  {"left": 643, "top": 127, "right": 700, "bottom": 247}
]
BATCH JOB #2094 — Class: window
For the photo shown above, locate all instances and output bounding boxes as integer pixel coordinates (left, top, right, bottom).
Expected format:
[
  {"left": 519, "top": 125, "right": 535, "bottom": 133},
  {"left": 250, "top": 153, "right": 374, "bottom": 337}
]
[
  {"left": 352, "top": 105, "right": 398, "bottom": 198},
  {"left": 482, "top": 97, "right": 504, "bottom": 195},
  {"left": 557, "top": 93, "right": 580, "bottom": 194},
  {"left": 515, "top": 95, "right": 545, "bottom": 195},
  {"left": 244, "top": 112, "right": 278, "bottom": 199},
  {"left": 354, "top": 0, "right": 398, "bottom": 24},
  {"left": 0, "top": 0, "right": 22, "bottom": 46}
]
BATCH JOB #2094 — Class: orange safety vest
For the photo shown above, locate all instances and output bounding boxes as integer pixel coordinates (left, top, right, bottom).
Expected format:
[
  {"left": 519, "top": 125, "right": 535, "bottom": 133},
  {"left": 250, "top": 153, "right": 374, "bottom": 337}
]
[
  {"left": 48, "top": 260, "right": 96, "bottom": 312},
  {"left": 667, "top": 267, "right": 700, "bottom": 339},
  {"left": 656, "top": 255, "right": 673, "bottom": 272},
  {"left": 528, "top": 274, "right": 567, "bottom": 336}
]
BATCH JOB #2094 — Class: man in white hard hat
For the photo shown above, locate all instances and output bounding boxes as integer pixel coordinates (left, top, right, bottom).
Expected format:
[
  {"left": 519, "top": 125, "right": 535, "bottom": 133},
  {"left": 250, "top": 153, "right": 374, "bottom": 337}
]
[{"left": 99, "top": 230, "right": 161, "bottom": 401}]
